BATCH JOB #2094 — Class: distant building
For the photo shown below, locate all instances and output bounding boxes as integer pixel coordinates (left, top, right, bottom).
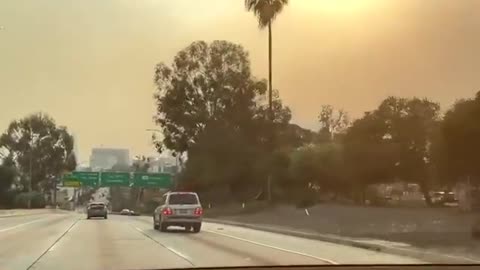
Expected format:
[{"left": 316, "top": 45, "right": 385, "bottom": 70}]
[
  {"left": 145, "top": 156, "right": 177, "bottom": 173},
  {"left": 89, "top": 148, "right": 130, "bottom": 171}
]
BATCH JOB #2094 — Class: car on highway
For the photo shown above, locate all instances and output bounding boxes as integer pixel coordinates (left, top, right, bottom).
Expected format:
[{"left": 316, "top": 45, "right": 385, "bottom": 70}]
[
  {"left": 431, "top": 191, "right": 457, "bottom": 206},
  {"left": 153, "top": 192, "right": 203, "bottom": 233},
  {"left": 86, "top": 202, "right": 108, "bottom": 219},
  {"left": 130, "top": 210, "right": 141, "bottom": 216},
  {"left": 120, "top": 209, "right": 131, "bottom": 215}
]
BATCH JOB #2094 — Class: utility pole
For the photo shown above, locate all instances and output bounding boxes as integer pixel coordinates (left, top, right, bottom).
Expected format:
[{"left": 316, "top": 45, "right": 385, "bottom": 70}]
[
  {"left": 53, "top": 177, "right": 58, "bottom": 208},
  {"left": 27, "top": 151, "right": 33, "bottom": 208},
  {"left": 27, "top": 128, "right": 34, "bottom": 209}
]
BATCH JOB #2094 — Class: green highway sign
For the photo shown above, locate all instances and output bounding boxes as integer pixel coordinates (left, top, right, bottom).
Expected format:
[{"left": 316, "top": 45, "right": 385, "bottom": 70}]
[
  {"left": 63, "top": 171, "right": 100, "bottom": 187},
  {"left": 62, "top": 180, "right": 81, "bottom": 187},
  {"left": 62, "top": 171, "right": 172, "bottom": 188},
  {"left": 73, "top": 171, "right": 100, "bottom": 187},
  {"left": 100, "top": 172, "right": 131, "bottom": 187},
  {"left": 132, "top": 173, "right": 173, "bottom": 188},
  {"left": 62, "top": 173, "right": 81, "bottom": 187}
]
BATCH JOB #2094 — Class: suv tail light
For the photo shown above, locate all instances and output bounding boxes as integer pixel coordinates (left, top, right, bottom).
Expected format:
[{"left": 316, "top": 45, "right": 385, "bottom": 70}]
[
  {"left": 162, "top": 207, "right": 173, "bottom": 216},
  {"left": 194, "top": 207, "right": 203, "bottom": 216}
]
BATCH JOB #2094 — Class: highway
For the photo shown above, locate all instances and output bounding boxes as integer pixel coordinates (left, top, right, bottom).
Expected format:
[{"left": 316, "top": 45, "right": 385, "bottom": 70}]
[{"left": 0, "top": 211, "right": 424, "bottom": 270}]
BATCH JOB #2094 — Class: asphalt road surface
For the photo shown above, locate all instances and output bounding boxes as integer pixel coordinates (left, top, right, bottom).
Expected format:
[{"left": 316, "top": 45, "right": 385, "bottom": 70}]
[{"left": 0, "top": 211, "right": 424, "bottom": 270}]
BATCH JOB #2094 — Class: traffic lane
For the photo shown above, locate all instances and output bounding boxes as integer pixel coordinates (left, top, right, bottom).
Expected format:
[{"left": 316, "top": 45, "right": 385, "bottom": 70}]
[
  {"left": 129, "top": 215, "right": 329, "bottom": 267},
  {"left": 23, "top": 213, "right": 424, "bottom": 270},
  {"left": 0, "top": 212, "right": 79, "bottom": 270},
  {"left": 132, "top": 216, "right": 424, "bottom": 265},
  {"left": 30, "top": 214, "right": 193, "bottom": 270}
]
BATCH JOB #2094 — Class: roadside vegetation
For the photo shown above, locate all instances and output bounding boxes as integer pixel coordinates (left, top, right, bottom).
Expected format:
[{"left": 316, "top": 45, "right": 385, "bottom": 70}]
[
  {"left": 152, "top": 39, "right": 480, "bottom": 208},
  {"left": 0, "top": 113, "right": 77, "bottom": 208}
]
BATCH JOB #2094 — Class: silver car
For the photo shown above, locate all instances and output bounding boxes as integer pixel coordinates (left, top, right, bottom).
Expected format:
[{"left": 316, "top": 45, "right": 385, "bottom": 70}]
[
  {"left": 86, "top": 202, "right": 108, "bottom": 219},
  {"left": 120, "top": 209, "right": 131, "bottom": 215},
  {"left": 153, "top": 192, "right": 203, "bottom": 233}
]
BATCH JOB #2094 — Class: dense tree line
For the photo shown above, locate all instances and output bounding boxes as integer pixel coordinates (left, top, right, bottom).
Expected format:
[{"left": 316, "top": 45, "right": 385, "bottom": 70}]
[
  {"left": 153, "top": 40, "right": 480, "bottom": 206},
  {"left": 0, "top": 113, "right": 76, "bottom": 208}
]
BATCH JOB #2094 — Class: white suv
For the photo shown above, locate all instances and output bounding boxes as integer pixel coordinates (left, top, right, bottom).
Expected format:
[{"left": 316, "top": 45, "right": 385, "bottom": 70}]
[{"left": 153, "top": 192, "right": 203, "bottom": 233}]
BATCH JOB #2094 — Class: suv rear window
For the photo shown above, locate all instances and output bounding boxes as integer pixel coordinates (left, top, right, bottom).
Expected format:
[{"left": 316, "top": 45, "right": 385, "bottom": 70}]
[
  {"left": 168, "top": 194, "right": 198, "bottom": 205},
  {"left": 90, "top": 204, "right": 105, "bottom": 209}
]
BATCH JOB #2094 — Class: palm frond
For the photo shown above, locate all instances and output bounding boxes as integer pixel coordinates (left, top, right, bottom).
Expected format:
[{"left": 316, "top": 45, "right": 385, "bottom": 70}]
[{"left": 245, "top": 0, "right": 288, "bottom": 29}]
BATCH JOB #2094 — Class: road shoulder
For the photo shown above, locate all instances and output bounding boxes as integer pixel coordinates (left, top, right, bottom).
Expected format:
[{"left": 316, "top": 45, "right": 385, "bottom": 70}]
[
  {"left": 0, "top": 209, "right": 65, "bottom": 218},
  {"left": 206, "top": 218, "right": 480, "bottom": 264}
]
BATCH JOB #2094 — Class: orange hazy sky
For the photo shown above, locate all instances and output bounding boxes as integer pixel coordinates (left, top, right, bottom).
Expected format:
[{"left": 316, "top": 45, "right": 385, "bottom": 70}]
[{"left": 1, "top": 0, "right": 480, "bottom": 163}]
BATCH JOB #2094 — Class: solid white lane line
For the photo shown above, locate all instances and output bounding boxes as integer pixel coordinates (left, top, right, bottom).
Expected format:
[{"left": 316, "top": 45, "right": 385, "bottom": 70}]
[
  {"left": 164, "top": 246, "right": 193, "bottom": 262},
  {"left": 132, "top": 226, "right": 195, "bottom": 266},
  {"left": 205, "top": 229, "right": 338, "bottom": 265},
  {"left": 47, "top": 219, "right": 78, "bottom": 252},
  {"left": 0, "top": 217, "right": 48, "bottom": 233},
  {"left": 27, "top": 217, "right": 80, "bottom": 270}
]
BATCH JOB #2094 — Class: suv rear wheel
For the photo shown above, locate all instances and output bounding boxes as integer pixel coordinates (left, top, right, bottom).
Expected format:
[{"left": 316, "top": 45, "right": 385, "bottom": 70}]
[
  {"left": 192, "top": 223, "right": 201, "bottom": 233},
  {"left": 160, "top": 222, "right": 168, "bottom": 232},
  {"left": 153, "top": 215, "right": 159, "bottom": 230}
]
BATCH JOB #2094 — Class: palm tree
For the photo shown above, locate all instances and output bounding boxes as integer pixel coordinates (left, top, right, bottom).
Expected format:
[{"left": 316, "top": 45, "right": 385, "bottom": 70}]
[
  {"left": 245, "top": 0, "right": 288, "bottom": 201},
  {"left": 245, "top": 0, "right": 288, "bottom": 122}
]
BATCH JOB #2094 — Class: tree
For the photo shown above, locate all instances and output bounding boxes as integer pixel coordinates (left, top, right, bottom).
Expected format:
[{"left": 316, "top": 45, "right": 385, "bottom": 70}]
[
  {"left": 65, "top": 153, "right": 77, "bottom": 172},
  {"left": 317, "top": 105, "right": 350, "bottom": 142},
  {"left": 181, "top": 121, "right": 263, "bottom": 201},
  {"left": 132, "top": 156, "right": 150, "bottom": 172},
  {"left": 0, "top": 113, "right": 76, "bottom": 197},
  {"left": 429, "top": 122, "right": 451, "bottom": 187},
  {"left": 245, "top": 0, "right": 289, "bottom": 122},
  {"left": 0, "top": 160, "right": 16, "bottom": 207},
  {"left": 132, "top": 155, "right": 153, "bottom": 208},
  {"left": 288, "top": 143, "right": 346, "bottom": 205},
  {"left": 276, "top": 123, "right": 316, "bottom": 149},
  {"left": 343, "top": 97, "right": 441, "bottom": 205},
  {"left": 343, "top": 115, "right": 399, "bottom": 203},
  {"left": 440, "top": 91, "right": 480, "bottom": 184},
  {"left": 153, "top": 40, "right": 265, "bottom": 157},
  {"left": 153, "top": 40, "right": 296, "bottom": 202}
]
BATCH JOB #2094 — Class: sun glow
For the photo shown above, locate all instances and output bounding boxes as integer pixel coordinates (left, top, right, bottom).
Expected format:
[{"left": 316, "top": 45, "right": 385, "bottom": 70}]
[{"left": 293, "top": 0, "right": 377, "bottom": 16}]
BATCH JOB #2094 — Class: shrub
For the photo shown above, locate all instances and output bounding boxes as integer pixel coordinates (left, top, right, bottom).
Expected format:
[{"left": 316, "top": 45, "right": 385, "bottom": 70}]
[{"left": 0, "top": 190, "right": 18, "bottom": 208}]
